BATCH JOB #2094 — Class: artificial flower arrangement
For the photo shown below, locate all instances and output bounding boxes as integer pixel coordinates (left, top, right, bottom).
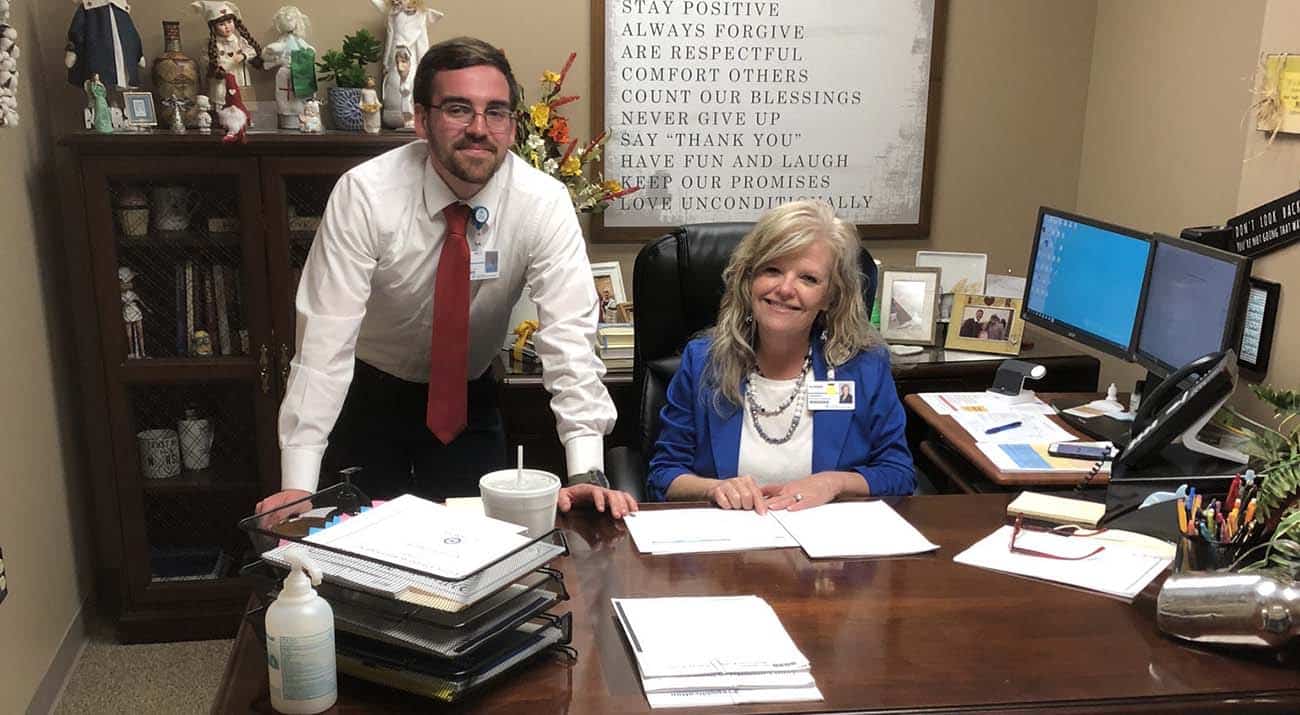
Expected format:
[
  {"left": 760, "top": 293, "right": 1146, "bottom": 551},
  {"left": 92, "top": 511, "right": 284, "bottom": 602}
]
[{"left": 512, "top": 53, "right": 640, "bottom": 213}]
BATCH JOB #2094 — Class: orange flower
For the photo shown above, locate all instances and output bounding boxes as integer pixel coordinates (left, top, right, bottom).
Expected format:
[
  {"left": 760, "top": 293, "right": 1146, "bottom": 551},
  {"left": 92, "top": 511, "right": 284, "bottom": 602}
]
[{"left": 547, "top": 115, "right": 571, "bottom": 144}]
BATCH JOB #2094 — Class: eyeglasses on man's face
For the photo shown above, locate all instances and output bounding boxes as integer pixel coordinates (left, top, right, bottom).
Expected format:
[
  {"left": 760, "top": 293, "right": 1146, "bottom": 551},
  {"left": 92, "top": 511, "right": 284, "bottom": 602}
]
[
  {"left": 1008, "top": 516, "right": 1107, "bottom": 560},
  {"left": 429, "top": 101, "right": 514, "bottom": 133}
]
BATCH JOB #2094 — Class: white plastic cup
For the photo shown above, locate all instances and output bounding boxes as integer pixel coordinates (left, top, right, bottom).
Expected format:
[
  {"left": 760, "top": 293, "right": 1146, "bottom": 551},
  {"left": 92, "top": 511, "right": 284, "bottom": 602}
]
[{"left": 478, "top": 469, "right": 561, "bottom": 538}]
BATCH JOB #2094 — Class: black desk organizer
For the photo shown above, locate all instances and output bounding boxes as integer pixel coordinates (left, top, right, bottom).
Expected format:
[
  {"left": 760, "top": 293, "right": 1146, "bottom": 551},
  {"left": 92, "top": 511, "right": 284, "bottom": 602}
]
[{"left": 238, "top": 483, "right": 575, "bottom": 703}]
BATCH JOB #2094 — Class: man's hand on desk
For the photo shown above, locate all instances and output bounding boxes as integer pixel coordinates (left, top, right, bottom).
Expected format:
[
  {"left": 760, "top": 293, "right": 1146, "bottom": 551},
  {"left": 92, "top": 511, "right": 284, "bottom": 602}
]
[
  {"left": 254, "top": 489, "right": 313, "bottom": 528},
  {"left": 557, "top": 484, "right": 639, "bottom": 519}
]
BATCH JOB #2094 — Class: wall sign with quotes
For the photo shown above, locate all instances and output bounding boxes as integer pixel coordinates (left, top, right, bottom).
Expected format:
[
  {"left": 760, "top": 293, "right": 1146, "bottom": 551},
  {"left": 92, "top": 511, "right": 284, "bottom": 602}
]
[{"left": 594, "top": 0, "right": 946, "bottom": 242}]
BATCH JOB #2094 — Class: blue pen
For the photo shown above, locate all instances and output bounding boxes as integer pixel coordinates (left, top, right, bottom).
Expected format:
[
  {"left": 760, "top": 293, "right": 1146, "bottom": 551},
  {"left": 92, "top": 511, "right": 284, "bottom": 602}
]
[
  {"left": 1186, "top": 487, "right": 1196, "bottom": 518},
  {"left": 984, "top": 421, "right": 1022, "bottom": 435}
]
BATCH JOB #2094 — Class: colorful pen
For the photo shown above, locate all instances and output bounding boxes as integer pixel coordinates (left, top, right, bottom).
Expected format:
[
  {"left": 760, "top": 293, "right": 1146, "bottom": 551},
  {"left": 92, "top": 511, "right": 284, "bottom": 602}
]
[{"left": 1177, "top": 498, "right": 1188, "bottom": 535}]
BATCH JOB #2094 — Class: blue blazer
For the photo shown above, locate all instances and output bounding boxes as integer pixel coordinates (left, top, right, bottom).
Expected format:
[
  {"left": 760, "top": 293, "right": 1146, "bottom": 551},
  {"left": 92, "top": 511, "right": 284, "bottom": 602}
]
[{"left": 647, "top": 336, "right": 915, "bottom": 501}]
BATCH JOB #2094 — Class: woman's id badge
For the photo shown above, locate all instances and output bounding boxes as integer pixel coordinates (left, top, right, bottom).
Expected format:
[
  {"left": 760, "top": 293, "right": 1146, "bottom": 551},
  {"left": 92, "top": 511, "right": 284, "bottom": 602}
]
[
  {"left": 807, "top": 380, "right": 855, "bottom": 410},
  {"left": 470, "top": 249, "right": 500, "bottom": 280}
]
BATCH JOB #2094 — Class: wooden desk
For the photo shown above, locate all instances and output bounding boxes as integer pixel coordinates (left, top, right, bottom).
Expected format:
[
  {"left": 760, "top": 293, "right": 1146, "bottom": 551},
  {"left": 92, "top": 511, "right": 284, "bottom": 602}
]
[
  {"left": 905, "top": 391, "right": 1112, "bottom": 491},
  {"left": 212, "top": 496, "right": 1300, "bottom": 714}
]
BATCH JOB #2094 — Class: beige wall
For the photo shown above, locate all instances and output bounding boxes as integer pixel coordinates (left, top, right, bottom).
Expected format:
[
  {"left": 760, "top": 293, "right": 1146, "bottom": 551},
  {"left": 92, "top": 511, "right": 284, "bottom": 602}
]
[
  {"left": 1074, "top": 0, "right": 1267, "bottom": 392},
  {"left": 0, "top": 1, "right": 91, "bottom": 712},
  {"left": 1236, "top": 0, "right": 1300, "bottom": 412}
]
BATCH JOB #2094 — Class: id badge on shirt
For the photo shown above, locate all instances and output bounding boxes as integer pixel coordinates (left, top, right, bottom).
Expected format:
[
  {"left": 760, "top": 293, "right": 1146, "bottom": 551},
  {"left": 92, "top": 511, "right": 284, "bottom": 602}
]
[
  {"left": 807, "top": 380, "right": 855, "bottom": 411},
  {"left": 470, "top": 249, "right": 500, "bottom": 281}
]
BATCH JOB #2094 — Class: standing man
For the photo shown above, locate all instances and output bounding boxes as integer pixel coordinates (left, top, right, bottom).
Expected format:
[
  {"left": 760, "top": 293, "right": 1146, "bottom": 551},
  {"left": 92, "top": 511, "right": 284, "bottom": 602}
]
[{"left": 257, "top": 37, "right": 636, "bottom": 519}]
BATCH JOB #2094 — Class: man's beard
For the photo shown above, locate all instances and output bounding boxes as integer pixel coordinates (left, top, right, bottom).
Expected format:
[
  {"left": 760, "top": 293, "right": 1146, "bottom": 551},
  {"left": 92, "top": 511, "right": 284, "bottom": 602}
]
[{"left": 429, "top": 124, "right": 504, "bottom": 186}]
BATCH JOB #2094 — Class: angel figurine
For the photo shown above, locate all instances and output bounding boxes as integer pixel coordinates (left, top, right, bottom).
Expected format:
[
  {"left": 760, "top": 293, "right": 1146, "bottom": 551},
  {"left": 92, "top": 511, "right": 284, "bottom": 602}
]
[
  {"left": 381, "top": 45, "right": 414, "bottom": 129},
  {"left": 84, "top": 73, "right": 112, "bottom": 134},
  {"left": 119, "top": 266, "right": 145, "bottom": 358},
  {"left": 359, "top": 77, "right": 381, "bottom": 134},
  {"left": 298, "top": 95, "right": 322, "bottom": 133},
  {"left": 192, "top": 1, "right": 262, "bottom": 110},
  {"left": 261, "top": 6, "right": 316, "bottom": 130},
  {"left": 195, "top": 94, "right": 213, "bottom": 133},
  {"left": 65, "top": 0, "right": 145, "bottom": 90},
  {"left": 369, "top": 0, "right": 442, "bottom": 128},
  {"left": 162, "top": 93, "right": 191, "bottom": 133}
]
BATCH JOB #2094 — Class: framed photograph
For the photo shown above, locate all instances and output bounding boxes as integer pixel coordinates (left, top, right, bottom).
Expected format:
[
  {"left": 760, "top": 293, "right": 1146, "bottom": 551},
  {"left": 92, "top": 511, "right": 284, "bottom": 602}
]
[
  {"left": 945, "top": 293, "right": 1026, "bottom": 355},
  {"left": 1237, "top": 277, "right": 1280, "bottom": 376},
  {"left": 121, "top": 91, "right": 157, "bottom": 128},
  {"left": 590, "top": 261, "right": 626, "bottom": 324},
  {"left": 877, "top": 267, "right": 941, "bottom": 346},
  {"left": 915, "top": 250, "right": 988, "bottom": 321}
]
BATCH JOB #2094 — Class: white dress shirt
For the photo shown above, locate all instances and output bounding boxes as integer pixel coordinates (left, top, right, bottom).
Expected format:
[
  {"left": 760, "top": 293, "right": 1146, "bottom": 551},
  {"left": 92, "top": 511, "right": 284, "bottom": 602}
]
[
  {"left": 737, "top": 374, "right": 814, "bottom": 485},
  {"left": 278, "top": 141, "right": 616, "bottom": 492}
]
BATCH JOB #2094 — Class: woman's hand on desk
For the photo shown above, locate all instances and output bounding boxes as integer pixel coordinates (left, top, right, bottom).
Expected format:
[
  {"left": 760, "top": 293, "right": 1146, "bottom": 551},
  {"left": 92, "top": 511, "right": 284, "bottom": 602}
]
[
  {"left": 707, "top": 475, "right": 770, "bottom": 515},
  {"left": 764, "top": 471, "right": 866, "bottom": 512},
  {"left": 558, "top": 485, "right": 639, "bottom": 519}
]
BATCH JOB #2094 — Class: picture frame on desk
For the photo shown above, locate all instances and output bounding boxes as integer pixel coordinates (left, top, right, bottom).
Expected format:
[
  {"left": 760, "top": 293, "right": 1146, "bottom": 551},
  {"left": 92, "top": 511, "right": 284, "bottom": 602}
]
[
  {"left": 915, "top": 250, "right": 988, "bottom": 322},
  {"left": 121, "top": 91, "right": 157, "bottom": 129},
  {"left": 590, "top": 261, "right": 626, "bottom": 324},
  {"left": 944, "top": 293, "right": 1025, "bottom": 355},
  {"left": 878, "top": 266, "right": 941, "bottom": 346}
]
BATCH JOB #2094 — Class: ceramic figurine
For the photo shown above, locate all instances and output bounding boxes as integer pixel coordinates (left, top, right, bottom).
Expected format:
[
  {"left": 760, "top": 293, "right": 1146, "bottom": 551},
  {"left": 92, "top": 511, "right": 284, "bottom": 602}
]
[
  {"left": 261, "top": 6, "right": 316, "bottom": 130},
  {"left": 298, "top": 95, "right": 322, "bottom": 133},
  {"left": 84, "top": 72, "right": 112, "bottom": 133},
  {"left": 0, "top": 0, "right": 19, "bottom": 128},
  {"left": 65, "top": 0, "right": 145, "bottom": 90},
  {"left": 381, "top": 44, "right": 413, "bottom": 129},
  {"left": 119, "top": 266, "right": 145, "bottom": 358},
  {"left": 162, "top": 93, "right": 189, "bottom": 133},
  {"left": 359, "top": 77, "right": 381, "bottom": 134},
  {"left": 192, "top": 1, "right": 261, "bottom": 110},
  {"left": 195, "top": 94, "right": 212, "bottom": 133},
  {"left": 218, "top": 71, "right": 249, "bottom": 143},
  {"left": 369, "top": 0, "right": 442, "bottom": 128}
]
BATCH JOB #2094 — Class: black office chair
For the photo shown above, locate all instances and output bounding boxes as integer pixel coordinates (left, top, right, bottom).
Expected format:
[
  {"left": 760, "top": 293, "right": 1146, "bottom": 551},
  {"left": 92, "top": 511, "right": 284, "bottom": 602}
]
[{"left": 604, "top": 223, "right": 877, "bottom": 501}]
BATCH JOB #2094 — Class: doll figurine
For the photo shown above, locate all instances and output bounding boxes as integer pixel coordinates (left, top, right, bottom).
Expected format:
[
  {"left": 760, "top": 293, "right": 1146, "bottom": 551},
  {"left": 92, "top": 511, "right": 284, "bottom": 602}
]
[
  {"left": 191, "top": 1, "right": 262, "bottom": 110},
  {"left": 381, "top": 44, "right": 413, "bottom": 129},
  {"left": 195, "top": 94, "right": 213, "bottom": 133},
  {"left": 84, "top": 73, "right": 112, "bottom": 133},
  {"left": 217, "top": 71, "right": 249, "bottom": 143},
  {"left": 119, "top": 266, "right": 145, "bottom": 358},
  {"left": 298, "top": 96, "right": 322, "bottom": 133},
  {"left": 0, "top": 3, "right": 19, "bottom": 128},
  {"left": 65, "top": 0, "right": 145, "bottom": 90},
  {"left": 261, "top": 6, "right": 316, "bottom": 130},
  {"left": 359, "top": 76, "right": 381, "bottom": 134},
  {"left": 369, "top": 0, "right": 442, "bottom": 128}
]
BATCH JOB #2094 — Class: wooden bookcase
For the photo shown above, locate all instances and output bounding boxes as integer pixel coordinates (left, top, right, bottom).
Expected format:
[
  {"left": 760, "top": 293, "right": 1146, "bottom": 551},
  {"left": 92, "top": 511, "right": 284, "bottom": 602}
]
[{"left": 59, "top": 133, "right": 412, "bottom": 642}]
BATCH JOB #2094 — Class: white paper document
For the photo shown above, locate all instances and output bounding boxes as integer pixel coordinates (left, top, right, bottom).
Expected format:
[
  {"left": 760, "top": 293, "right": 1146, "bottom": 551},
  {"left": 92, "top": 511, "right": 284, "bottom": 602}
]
[
  {"left": 623, "top": 508, "right": 798, "bottom": 554},
  {"left": 305, "top": 494, "right": 531, "bottom": 579},
  {"left": 918, "top": 392, "right": 1056, "bottom": 415},
  {"left": 952, "top": 525, "right": 1171, "bottom": 601},
  {"left": 613, "top": 595, "right": 823, "bottom": 708},
  {"left": 977, "top": 442, "right": 1114, "bottom": 473},
  {"left": 951, "top": 412, "right": 1077, "bottom": 444},
  {"left": 772, "top": 502, "right": 939, "bottom": 558}
]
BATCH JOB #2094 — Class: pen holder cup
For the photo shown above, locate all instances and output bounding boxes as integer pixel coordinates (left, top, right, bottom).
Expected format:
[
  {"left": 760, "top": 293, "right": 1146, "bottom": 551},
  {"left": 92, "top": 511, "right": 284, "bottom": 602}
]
[{"left": 1176, "top": 535, "right": 1239, "bottom": 574}]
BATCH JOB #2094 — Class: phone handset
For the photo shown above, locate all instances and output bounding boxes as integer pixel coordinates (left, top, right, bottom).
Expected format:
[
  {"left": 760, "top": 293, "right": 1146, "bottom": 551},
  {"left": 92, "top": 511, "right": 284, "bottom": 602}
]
[{"left": 1130, "top": 352, "right": 1224, "bottom": 436}]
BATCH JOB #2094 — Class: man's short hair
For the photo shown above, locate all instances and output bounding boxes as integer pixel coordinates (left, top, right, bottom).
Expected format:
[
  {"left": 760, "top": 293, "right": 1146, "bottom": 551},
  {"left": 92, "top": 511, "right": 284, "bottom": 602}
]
[{"left": 413, "top": 36, "right": 520, "bottom": 110}]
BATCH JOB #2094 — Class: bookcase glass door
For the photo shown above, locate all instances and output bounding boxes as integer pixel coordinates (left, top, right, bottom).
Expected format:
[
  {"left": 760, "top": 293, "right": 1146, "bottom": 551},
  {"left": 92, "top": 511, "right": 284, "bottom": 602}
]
[
  {"left": 263, "top": 158, "right": 373, "bottom": 397},
  {"left": 82, "top": 157, "right": 277, "bottom": 602}
]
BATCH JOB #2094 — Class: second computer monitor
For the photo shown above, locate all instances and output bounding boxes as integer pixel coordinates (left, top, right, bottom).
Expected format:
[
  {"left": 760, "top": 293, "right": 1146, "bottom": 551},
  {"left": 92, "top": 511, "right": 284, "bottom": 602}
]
[
  {"left": 1135, "top": 234, "right": 1250, "bottom": 376},
  {"left": 1024, "top": 207, "right": 1154, "bottom": 360}
]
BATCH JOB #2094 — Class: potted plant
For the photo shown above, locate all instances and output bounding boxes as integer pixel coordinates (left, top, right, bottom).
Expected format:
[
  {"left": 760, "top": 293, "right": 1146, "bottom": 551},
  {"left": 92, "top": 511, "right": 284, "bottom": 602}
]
[
  {"left": 316, "top": 28, "right": 381, "bottom": 131},
  {"left": 1237, "top": 384, "right": 1300, "bottom": 578}
]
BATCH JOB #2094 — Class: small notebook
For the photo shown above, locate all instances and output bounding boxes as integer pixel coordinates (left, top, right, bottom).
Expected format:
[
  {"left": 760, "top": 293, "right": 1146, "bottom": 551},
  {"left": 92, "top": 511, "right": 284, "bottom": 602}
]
[{"left": 1006, "top": 492, "right": 1105, "bottom": 528}]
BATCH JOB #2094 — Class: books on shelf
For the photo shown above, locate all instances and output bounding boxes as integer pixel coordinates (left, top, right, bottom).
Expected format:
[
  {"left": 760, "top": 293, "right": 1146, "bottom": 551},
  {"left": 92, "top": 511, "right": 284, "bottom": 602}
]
[
  {"left": 173, "top": 260, "right": 245, "bottom": 357},
  {"left": 597, "top": 324, "right": 635, "bottom": 349}
]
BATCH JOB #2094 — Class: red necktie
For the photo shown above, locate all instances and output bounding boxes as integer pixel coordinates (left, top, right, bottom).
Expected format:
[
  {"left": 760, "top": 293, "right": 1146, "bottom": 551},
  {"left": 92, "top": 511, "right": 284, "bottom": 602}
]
[{"left": 427, "top": 203, "right": 472, "bottom": 443}]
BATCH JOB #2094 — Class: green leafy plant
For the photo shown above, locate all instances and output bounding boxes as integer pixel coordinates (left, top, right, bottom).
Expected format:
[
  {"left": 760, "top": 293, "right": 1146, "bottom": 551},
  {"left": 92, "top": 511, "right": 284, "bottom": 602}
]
[
  {"left": 1235, "top": 384, "right": 1300, "bottom": 578},
  {"left": 316, "top": 29, "right": 381, "bottom": 89}
]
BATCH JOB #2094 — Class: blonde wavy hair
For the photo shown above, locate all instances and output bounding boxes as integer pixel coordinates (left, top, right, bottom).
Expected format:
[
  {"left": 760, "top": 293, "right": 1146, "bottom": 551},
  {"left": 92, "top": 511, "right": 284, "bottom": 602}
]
[{"left": 705, "top": 199, "right": 881, "bottom": 410}]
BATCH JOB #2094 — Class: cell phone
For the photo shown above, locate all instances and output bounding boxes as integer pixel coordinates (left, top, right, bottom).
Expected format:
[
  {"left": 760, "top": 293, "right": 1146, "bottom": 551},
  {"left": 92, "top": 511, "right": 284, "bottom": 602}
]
[{"left": 1048, "top": 443, "right": 1113, "bottom": 461}]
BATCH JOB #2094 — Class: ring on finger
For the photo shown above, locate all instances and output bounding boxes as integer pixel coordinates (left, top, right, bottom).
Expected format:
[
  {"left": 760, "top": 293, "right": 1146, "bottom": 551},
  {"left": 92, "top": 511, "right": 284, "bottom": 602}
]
[{"left": 794, "top": 493, "right": 804, "bottom": 502}]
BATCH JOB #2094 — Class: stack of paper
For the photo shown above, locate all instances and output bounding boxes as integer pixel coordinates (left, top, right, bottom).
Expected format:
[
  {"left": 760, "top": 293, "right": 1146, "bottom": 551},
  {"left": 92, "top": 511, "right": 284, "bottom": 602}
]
[
  {"left": 612, "top": 596, "right": 822, "bottom": 708},
  {"left": 624, "top": 502, "right": 938, "bottom": 558},
  {"left": 953, "top": 525, "right": 1172, "bottom": 601},
  {"left": 950, "top": 411, "right": 1076, "bottom": 444},
  {"left": 918, "top": 392, "right": 1056, "bottom": 415}
]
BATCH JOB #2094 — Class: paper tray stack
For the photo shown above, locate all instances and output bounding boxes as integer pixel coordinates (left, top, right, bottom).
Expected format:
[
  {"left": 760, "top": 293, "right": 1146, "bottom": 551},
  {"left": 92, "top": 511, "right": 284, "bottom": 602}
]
[{"left": 238, "top": 484, "right": 574, "bottom": 704}]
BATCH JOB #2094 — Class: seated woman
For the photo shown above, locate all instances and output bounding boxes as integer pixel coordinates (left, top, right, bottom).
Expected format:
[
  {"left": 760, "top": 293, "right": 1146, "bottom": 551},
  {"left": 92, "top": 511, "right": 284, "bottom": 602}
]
[{"left": 647, "top": 200, "right": 914, "bottom": 512}]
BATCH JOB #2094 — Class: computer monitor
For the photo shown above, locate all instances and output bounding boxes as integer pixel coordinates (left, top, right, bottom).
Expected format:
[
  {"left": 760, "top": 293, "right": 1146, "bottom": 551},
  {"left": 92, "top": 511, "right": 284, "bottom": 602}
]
[
  {"left": 1134, "top": 233, "right": 1251, "bottom": 376},
  {"left": 1023, "top": 207, "right": 1154, "bottom": 360}
]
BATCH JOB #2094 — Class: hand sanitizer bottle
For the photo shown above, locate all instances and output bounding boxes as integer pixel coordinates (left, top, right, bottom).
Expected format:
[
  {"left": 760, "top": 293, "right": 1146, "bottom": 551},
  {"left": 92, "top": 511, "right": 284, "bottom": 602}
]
[{"left": 265, "top": 550, "right": 336, "bottom": 714}]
